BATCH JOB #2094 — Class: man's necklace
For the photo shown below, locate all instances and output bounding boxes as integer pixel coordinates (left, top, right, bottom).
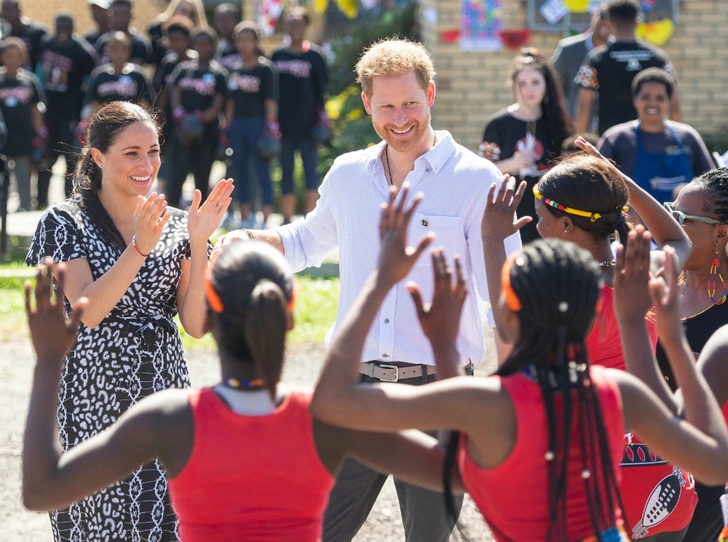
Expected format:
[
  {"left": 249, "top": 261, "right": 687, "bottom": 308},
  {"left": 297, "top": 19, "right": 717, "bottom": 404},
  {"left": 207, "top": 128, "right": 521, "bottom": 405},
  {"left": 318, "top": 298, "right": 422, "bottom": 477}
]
[{"left": 385, "top": 133, "right": 437, "bottom": 186}]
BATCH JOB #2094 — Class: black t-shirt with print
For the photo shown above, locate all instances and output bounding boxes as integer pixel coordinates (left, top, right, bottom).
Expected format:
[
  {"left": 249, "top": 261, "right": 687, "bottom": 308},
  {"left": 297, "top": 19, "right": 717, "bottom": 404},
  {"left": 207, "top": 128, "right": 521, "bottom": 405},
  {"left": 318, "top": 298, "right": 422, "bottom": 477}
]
[
  {"left": 170, "top": 59, "right": 228, "bottom": 114},
  {"left": 37, "top": 35, "right": 97, "bottom": 117},
  {"left": 272, "top": 43, "right": 328, "bottom": 139},
  {"left": 154, "top": 52, "right": 184, "bottom": 94},
  {"left": 0, "top": 68, "right": 44, "bottom": 156},
  {"left": 214, "top": 39, "right": 241, "bottom": 73},
  {"left": 12, "top": 20, "right": 48, "bottom": 69},
  {"left": 575, "top": 40, "right": 674, "bottom": 135},
  {"left": 86, "top": 63, "right": 153, "bottom": 106},
  {"left": 227, "top": 58, "right": 277, "bottom": 119},
  {"left": 482, "top": 109, "right": 561, "bottom": 244},
  {"left": 95, "top": 28, "right": 152, "bottom": 67}
]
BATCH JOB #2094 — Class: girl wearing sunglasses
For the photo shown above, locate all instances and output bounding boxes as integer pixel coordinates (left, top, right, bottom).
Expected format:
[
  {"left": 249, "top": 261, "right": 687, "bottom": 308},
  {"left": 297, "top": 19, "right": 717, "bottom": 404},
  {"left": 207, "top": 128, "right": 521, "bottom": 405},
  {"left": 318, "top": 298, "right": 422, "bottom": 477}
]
[{"left": 656, "top": 168, "right": 728, "bottom": 542}]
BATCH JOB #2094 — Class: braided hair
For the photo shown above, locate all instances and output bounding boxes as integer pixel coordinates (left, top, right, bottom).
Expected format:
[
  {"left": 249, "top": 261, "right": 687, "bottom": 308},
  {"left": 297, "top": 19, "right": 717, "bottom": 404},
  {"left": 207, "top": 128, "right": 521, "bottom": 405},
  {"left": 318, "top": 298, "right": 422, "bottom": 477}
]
[
  {"left": 537, "top": 154, "right": 631, "bottom": 245},
  {"left": 73, "top": 101, "right": 162, "bottom": 254},
  {"left": 206, "top": 241, "right": 295, "bottom": 400},
  {"left": 443, "top": 239, "right": 624, "bottom": 540},
  {"left": 690, "top": 167, "right": 728, "bottom": 223}
]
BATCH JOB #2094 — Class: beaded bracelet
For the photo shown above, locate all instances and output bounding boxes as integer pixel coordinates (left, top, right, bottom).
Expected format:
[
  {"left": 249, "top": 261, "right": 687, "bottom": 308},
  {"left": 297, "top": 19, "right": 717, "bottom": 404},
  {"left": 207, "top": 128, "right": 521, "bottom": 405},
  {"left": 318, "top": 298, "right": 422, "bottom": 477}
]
[{"left": 131, "top": 235, "right": 150, "bottom": 257}]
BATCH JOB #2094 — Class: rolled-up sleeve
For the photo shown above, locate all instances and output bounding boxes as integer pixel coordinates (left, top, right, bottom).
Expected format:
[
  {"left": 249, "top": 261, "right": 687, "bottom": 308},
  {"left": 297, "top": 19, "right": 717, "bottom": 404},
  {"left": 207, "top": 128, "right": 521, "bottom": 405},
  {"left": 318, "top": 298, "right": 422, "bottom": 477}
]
[{"left": 276, "top": 169, "right": 338, "bottom": 273}]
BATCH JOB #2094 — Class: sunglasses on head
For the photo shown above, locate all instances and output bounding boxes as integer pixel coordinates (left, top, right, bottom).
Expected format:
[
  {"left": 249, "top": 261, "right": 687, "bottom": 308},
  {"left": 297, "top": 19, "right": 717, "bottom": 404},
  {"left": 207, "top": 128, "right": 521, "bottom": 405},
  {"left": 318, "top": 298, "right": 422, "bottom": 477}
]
[{"left": 663, "top": 201, "right": 723, "bottom": 226}]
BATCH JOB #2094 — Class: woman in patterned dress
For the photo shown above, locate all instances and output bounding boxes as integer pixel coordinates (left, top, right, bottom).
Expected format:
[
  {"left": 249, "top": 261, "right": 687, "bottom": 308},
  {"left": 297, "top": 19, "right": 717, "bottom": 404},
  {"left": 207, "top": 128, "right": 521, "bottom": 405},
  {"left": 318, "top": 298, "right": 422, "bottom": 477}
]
[{"left": 25, "top": 101, "right": 233, "bottom": 541}]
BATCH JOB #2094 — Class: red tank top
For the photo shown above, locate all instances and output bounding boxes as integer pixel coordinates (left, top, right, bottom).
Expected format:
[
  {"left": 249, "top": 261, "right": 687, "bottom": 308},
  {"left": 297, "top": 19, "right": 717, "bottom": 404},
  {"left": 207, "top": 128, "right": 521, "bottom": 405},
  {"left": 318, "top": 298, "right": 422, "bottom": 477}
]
[
  {"left": 458, "top": 366, "right": 625, "bottom": 541},
  {"left": 168, "top": 388, "right": 335, "bottom": 542},
  {"left": 587, "top": 285, "right": 697, "bottom": 538}
]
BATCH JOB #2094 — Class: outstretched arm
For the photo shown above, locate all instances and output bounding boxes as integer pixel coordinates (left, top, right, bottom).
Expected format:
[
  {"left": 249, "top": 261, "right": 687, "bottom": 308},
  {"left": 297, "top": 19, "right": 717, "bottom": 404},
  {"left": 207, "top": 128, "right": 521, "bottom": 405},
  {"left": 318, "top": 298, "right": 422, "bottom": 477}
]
[
  {"left": 576, "top": 137, "right": 692, "bottom": 268},
  {"left": 22, "top": 262, "right": 189, "bottom": 511},
  {"left": 480, "top": 176, "right": 531, "bottom": 342}
]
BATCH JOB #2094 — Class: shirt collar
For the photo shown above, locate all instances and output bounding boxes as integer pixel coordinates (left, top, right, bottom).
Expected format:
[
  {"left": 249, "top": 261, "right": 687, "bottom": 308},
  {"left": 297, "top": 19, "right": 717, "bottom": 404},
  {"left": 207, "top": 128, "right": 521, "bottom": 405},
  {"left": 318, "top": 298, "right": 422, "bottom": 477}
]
[{"left": 366, "top": 130, "right": 456, "bottom": 175}]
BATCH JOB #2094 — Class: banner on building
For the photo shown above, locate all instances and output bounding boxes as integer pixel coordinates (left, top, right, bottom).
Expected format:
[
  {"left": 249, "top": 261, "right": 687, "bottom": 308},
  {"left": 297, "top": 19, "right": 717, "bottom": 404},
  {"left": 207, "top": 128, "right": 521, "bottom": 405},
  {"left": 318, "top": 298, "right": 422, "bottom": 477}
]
[{"left": 461, "top": 0, "right": 504, "bottom": 52}]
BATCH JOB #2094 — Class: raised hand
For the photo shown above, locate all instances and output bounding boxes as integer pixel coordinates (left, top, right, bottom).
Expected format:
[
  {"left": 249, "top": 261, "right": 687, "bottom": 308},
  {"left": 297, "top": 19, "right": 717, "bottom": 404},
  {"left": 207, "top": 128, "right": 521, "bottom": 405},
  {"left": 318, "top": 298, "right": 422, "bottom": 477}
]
[
  {"left": 408, "top": 250, "right": 467, "bottom": 350},
  {"left": 613, "top": 225, "right": 653, "bottom": 322},
  {"left": 133, "top": 192, "right": 171, "bottom": 255},
  {"left": 649, "top": 246, "right": 681, "bottom": 337},
  {"left": 376, "top": 183, "right": 434, "bottom": 287},
  {"left": 188, "top": 179, "right": 234, "bottom": 244},
  {"left": 25, "top": 259, "right": 86, "bottom": 365},
  {"left": 480, "top": 175, "right": 532, "bottom": 244}
]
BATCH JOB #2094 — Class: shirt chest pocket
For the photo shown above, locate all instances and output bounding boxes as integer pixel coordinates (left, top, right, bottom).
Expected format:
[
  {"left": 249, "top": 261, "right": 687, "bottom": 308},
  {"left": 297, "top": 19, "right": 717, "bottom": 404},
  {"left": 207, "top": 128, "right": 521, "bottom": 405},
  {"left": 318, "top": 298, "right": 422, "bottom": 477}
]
[{"left": 408, "top": 212, "right": 462, "bottom": 266}]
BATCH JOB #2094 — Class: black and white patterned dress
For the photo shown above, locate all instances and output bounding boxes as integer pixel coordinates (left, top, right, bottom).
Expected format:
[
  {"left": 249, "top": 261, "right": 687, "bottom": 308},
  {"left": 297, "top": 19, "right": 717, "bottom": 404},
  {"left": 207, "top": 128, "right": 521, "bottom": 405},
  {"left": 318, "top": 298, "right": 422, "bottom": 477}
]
[{"left": 26, "top": 198, "right": 195, "bottom": 542}]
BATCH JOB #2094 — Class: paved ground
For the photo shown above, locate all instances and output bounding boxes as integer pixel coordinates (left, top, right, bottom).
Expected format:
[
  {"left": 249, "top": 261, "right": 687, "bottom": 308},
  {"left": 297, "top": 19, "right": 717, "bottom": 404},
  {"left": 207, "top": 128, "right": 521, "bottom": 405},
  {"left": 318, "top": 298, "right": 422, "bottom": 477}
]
[{"left": 0, "top": 329, "right": 497, "bottom": 542}]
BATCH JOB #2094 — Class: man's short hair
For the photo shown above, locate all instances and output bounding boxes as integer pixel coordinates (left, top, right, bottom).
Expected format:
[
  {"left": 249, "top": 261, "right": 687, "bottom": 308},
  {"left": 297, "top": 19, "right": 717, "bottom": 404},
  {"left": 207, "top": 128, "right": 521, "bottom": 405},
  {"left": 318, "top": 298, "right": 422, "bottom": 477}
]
[
  {"left": 606, "top": 0, "right": 639, "bottom": 26},
  {"left": 631, "top": 67, "right": 674, "bottom": 100},
  {"left": 55, "top": 10, "right": 74, "bottom": 24},
  {"left": 356, "top": 39, "right": 435, "bottom": 97}
]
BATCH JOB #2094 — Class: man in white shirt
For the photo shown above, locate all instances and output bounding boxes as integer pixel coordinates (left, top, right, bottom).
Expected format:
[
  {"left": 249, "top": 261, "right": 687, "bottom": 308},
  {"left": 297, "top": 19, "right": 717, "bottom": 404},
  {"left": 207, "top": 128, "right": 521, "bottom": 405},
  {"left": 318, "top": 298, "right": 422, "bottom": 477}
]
[{"left": 218, "top": 38, "right": 521, "bottom": 542}]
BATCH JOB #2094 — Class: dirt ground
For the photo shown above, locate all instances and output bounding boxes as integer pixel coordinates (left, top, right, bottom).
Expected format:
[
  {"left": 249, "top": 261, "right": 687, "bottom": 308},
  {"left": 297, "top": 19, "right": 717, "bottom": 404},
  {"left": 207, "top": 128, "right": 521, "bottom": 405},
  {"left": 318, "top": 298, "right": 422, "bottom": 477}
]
[{"left": 0, "top": 334, "right": 496, "bottom": 541}]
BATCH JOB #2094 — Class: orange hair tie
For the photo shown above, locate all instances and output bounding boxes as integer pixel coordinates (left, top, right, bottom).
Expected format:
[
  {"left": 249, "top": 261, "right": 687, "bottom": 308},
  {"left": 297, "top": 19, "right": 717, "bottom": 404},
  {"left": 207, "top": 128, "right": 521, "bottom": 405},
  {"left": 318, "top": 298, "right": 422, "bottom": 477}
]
[
  {"left": 205, "top": 269, "right": 225, "bottom": 313},
  {"left": 501, "top": 254, "right": 522, "bottom": 312},
  {"left": 287, "top": 276, "right": 299, "bottom": 313}
]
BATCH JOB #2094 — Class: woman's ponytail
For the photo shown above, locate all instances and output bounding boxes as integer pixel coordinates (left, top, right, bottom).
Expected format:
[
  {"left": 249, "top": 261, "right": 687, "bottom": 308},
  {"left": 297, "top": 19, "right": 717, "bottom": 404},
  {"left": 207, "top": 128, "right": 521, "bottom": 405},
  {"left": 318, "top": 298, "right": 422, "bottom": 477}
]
[{"left": 244, "top": 279, "right": 288, "bottom": 400}]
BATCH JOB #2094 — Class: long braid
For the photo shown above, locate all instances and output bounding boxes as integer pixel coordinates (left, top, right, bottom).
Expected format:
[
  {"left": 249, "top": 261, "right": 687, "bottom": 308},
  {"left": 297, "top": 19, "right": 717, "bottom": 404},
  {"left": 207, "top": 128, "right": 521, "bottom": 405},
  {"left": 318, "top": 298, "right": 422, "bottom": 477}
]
[{"left": 491, "top": 239, "right": 624, "bottom": 539}]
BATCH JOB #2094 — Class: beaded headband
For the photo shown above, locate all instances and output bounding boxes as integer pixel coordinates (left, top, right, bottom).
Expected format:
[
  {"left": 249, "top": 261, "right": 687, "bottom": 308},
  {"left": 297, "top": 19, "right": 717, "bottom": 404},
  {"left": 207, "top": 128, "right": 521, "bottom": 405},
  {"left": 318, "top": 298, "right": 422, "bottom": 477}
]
[
  {"left": 533, "top": 186, "right": 603, "bottom": 222},
  {"left": 501, "top": 254, "right": 522, "bottom": 312}
]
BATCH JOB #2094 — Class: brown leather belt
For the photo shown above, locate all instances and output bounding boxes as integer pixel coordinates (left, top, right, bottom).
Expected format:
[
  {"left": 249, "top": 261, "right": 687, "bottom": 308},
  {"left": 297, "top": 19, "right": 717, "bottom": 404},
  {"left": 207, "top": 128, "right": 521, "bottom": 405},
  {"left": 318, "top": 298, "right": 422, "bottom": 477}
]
[{"left": 358, "top": 362, "right": 438, "bottom": 382}]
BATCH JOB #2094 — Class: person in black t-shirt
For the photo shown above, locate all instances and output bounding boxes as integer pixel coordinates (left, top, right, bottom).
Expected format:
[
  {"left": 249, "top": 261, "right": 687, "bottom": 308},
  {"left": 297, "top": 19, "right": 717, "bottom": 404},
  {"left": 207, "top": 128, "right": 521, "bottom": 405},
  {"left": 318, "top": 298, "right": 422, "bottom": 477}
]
[
  {"left": 272, "top": 7, "right": 328, "bottom": 223},
  {"left": 167, "top": 27, "right": 228, "bottom": 207},
  {"left": 147, "top": 0, "right": 206, "bottom": 69},
  {"left": 652, "top": 169, "right": 728, "bottom": 542},
  {"left": 154, "top": 16, "right": 195, "bottom": 194},
  {"left": 574, "top": 0, "right": 681, "bottom": 135},
  {"left": 0, "top": 37, "right": 46, "bottom": 212},
  {"left": 225, "top": 21, "right": 278, "bottom": 229},
  {"left": 36, "top": 12, "right": 97, "bottom": 203},
  {"left": 94, "top": 0, "right": 151, "bottom": 67},
  {"left": 480, "top": 48, "right": 573, "bottom": 243},
  {"left": 1, "top": 0, "right": 47, "bottom": 69},
  {"left": 86, "top": 31, "right": 152, "bottom": 114},
  {"left": 212, "top": 3, "right": 241, "bottom": 72},
  {"left": 84, "top": 0, "right": 110, "bottom": 48}
]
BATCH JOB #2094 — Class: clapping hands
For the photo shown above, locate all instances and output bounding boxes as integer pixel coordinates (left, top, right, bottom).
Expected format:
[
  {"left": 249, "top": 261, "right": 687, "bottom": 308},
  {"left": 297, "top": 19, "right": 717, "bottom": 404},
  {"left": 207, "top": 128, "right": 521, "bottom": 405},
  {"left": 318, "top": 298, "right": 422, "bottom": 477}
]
[{"left": 188, "top": 179, "right": 234, "bottom": 244}]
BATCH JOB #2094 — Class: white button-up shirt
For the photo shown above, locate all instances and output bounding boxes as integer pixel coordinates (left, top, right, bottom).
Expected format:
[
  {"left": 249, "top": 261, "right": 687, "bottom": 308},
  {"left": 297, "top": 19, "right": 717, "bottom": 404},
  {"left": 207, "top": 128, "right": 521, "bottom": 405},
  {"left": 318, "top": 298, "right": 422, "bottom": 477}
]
[{"left": 276, "top": 130, "right": 522, "bottom": 365}]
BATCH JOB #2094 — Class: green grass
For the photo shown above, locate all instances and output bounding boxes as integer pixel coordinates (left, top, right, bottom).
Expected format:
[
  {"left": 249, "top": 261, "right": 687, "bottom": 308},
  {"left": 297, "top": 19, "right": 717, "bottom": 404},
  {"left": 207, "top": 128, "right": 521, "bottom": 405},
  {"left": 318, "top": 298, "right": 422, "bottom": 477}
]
[{"left": 0, "top": 266, "right": 339, "bottom": 349}]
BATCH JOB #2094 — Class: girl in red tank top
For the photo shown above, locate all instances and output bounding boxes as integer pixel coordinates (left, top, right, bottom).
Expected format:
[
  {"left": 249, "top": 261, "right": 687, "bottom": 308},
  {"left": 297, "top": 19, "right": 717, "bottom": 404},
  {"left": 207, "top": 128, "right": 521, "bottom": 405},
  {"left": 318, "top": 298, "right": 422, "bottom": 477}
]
[
  {"left": 21, "top": 239, "right": 460, "bottom": 541},
  {"left": 311, "top": 187, "right": 728, "bottom": 542}
]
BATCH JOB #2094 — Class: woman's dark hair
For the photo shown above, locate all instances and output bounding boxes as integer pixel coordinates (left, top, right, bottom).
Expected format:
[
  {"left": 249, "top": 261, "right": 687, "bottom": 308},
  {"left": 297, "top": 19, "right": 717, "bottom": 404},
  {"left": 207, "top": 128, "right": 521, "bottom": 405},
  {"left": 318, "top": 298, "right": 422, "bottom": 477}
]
[
  {"left": 190, "top": 26, "right": 219, "bottom": 45},
  {"left": 442, "top": 240, "right": 624, "bottom": 540},
  {"left": 510, "top": 48, "right": 574, "bottom": 153},
  {"left": 631, "top": 67, "right": 674, "bottom": 100},
  {"left": 207, "top": 241, "right": 294, "bottom": 400},
  {"left": 537, "top": 154, "right": 631, "bottom": 245},
  {"left": 73, "top": 101, "right": 161, "bottom": 253},
  {"left": 691, "top": 167, "right": 728, "bottom": 223}
]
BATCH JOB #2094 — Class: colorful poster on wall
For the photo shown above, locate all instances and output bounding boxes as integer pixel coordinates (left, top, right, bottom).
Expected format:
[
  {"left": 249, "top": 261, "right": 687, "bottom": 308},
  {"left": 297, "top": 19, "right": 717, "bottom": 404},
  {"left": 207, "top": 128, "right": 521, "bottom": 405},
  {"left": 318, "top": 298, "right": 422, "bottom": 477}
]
[{"left": 460, "top": 0, "right": 504, "bottom": 52}]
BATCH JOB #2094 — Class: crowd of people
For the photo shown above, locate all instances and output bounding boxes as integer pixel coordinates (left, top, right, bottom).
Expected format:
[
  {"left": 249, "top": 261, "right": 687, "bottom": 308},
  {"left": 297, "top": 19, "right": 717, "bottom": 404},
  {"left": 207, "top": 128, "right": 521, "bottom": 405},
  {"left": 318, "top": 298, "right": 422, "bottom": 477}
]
[
  {"left": 10, "top": 0, "right": 728, "bottom": 541},
  {"left": 0, "top": 0, "right": 328, "bottom": 227}
]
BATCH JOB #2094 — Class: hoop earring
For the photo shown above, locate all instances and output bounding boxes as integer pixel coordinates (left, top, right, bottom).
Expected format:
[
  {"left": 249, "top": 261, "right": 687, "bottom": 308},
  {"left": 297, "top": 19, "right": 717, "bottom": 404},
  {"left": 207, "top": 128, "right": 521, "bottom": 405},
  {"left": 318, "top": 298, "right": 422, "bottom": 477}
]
[{"left": 709, "top": 243, "right": 727, "bottom": 305}]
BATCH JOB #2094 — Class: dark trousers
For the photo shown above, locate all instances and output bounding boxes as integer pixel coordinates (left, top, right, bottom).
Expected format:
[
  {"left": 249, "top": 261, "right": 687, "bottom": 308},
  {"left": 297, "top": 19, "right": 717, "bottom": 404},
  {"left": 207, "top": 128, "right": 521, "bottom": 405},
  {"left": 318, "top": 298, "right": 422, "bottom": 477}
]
[
  {"left": 280, "top": 135, "right": 319, "bottom": 193},
  {"left": 230, "top": 117, "right": 273, "bottom": 205},
  {"left": 36, "top": 113, "right": 78, "bottom": 206},
  {"left": 322, "top": 363, "right": 472, "bottom": 542},
  {"left": 165, "top": 134, "right": 216, "bottom": 207}
]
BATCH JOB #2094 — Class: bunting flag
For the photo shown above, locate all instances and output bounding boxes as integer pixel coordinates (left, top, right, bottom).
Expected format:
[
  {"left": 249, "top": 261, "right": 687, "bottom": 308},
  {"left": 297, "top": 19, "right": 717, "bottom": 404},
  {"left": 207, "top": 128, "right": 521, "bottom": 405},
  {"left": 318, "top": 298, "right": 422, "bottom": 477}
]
[{"left": 257, "top": 0, "right": 284, "bottom": 36}]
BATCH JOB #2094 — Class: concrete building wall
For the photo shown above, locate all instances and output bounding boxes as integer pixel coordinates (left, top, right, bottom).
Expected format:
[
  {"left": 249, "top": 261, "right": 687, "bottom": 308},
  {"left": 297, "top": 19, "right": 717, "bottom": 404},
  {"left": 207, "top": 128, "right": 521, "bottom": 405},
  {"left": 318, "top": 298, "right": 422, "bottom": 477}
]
[{"left": 419, "top": 0, "right": 728, "bottom": 152}]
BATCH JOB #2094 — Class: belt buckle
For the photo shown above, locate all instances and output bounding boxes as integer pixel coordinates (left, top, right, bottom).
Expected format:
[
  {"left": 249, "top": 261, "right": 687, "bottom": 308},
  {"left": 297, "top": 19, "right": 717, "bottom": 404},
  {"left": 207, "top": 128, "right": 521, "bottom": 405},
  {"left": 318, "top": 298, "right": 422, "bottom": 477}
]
[{"left": 378, "top": 364, "right": 399, "bottom": 383}]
